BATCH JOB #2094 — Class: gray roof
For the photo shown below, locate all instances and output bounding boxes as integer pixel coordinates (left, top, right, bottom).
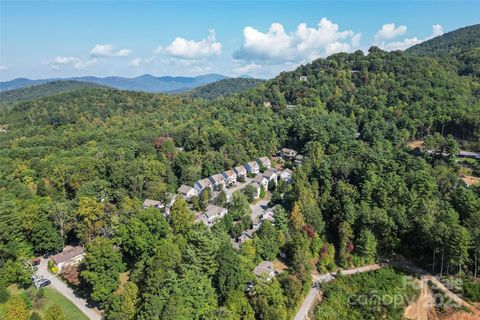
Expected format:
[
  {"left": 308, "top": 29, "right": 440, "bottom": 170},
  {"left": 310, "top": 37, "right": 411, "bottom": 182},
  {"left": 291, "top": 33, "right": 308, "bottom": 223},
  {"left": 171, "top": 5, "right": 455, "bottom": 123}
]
[
  {"left": 257, "top": 156, "right": 270, "bottom": 165},
  {"left": 50, "top": 246, "right": 84, "bottom": 265},
  {"left": 178, "top": 184, "right": 195, "bottom": 194},
  {"left": 143, "top": 199, "right": 161, "bottom": 207},
  {"left": 223, "top": 169, "right": 236, "bottom": 178},
  {"left": 204, "top": 204, "right": 227, "bottom": 219},
  {"left": 234, "top": 165, "right": 246, "bottom": 174},
  {"left": 253, "top": 261, "right": 275, "bottom": 276},
  {"left": 263, "top": 169, "right": 277, "bottom": 178},
  {"left": 281, "top": 148, "right": 297, "bottom": 155},
  {"left": 196, "top": 178, "right": 212, "bottom": 188},
  {"left": 246, "top": 161, "right": 259, "bottom": 168},
  {"left": 209, "top": 174, "right": 225, "bottom": 183},
  {"left": 253, "top": 174, "right": 267, "bottom": 184}
]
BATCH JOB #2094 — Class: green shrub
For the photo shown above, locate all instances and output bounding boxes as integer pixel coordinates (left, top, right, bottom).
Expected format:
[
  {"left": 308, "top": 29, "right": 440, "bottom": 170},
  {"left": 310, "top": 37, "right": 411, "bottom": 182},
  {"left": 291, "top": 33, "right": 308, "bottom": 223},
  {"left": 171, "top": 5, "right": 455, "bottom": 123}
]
[{"left": 0, "top": 285, "right": 10, "bottom": 303}]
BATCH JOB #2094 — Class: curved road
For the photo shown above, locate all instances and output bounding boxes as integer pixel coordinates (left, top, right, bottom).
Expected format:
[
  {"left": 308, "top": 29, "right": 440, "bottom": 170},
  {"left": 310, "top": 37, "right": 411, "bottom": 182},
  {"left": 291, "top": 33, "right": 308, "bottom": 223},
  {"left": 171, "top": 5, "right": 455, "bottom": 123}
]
[{"left": 37, "top": 258, "right": 102, "bottom": 320}]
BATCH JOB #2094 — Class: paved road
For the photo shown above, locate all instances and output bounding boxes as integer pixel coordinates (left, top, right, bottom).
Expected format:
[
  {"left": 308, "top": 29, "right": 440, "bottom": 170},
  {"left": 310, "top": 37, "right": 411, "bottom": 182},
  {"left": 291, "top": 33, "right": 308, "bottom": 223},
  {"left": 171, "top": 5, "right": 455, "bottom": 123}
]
[
  {"left": 295, "top": 264, "right": 382, "bottom": 320},
  {"left": 37, "top": 258, "right": 102, "bottom": 320},
  {"left": 293, "top": 286, "right": 319, "bottom": 320}
]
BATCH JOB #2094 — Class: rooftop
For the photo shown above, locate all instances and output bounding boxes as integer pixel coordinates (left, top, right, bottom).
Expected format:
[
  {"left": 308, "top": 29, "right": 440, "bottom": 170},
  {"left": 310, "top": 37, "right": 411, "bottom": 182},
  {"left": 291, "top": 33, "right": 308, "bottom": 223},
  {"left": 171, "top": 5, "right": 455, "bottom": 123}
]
[
  {"left": 143, "top": 199, "right": 161, "bottom": 207},
  {"left": 253, "top": 261, "right": 275, "bottom": 276},
  {"left": 50, "top": 246, "right": 85, "bottom": 265},
  {"left": 204, "top": 204, "right": 227, "bottom": 219},
  {"left": 178, "top": 184, "right": 195, "bottom": 194}
]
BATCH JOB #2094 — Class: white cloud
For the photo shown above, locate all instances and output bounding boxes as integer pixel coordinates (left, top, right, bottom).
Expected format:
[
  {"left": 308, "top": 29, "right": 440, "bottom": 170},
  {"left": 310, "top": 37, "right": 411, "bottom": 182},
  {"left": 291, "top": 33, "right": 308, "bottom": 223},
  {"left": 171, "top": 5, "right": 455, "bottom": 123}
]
[
  {"left": 234, "top": 18, "right": 361, "bottom": 63},
  {"left": 380, "top": 24, "right": 444, "bottom": 51},
  {"left": 0, "top": 65, "right": 7, "bottom": 70},
  {"left": 153, "top": 46, "right": 163, "bottom": 54},
  {"left": 50, "top": 56, "right": 97, "bottom": 70},
  {"left": 374, "top": 23, "right": 407, "bottom": 41},
  {"left": 164, "top": 30, "right": 222, "bottom": 59},
  {"left": 128, "top": 58, "right": 142, "bottom": 67},
  {"left": 90, "top": 44, "right": 132, "bottom": 57},
  {"left": 232, "top": 63, "right": 261, "bottom": 75}
]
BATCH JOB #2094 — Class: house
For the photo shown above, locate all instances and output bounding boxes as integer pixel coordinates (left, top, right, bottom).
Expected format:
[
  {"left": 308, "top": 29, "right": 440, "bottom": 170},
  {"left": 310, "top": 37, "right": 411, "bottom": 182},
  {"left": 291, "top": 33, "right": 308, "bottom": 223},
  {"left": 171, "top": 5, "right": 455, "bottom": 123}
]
[
  {"left": 177, "top": 185, "right": 198, "bottom": 200},
  {"left": 204, "top": 204, "right": 228, "bottom": 226},
  {"left": 233, "top": 165, "right": 247, "bottom": 180},
  {"left": 194, "top": 178, "right": 213, "bottom": 193},
  {"left": 299, "top": 75, "right": 308, "bottom": 82},
  {"left": 253, "top": 261, "right": 276, "bottom": 280},
  {"left": 262, "top": 169, "right": 278, "bottom": 185},
  {"left": 256, "top": 157, "right": 271, "bottom": 169},
  {"left": 294, "top": 155, "right": 305, "bottom": 166},
  {"left": 244, "top": 161, "right": 260, "bottom": 174},
  {"left": 222, "top": 170, "right": 237, "bottom": 186},
  {"left": 209, "top": 174, "right": 226, "bottom": 190},
  {"left": 262, "top": 208, "right": 275, "bottom": 223},
  {"left": 253, "top": 174, "right": 269, "bottom": 190},
  {"left": 143, "top": 199, "right": 162, "bottom": 209},
  {"left": 50, "top": 246, "right": 85, "bottom": 272},
  {"left": 252, "top": 215, "right": 263, "bottom": 230},
  {"left": 280, "top": 148, "right": 298, "bottom": 160},
  {"left": 458, "top": 151, "right": 480, "bottom": 159},
  {"left": 279, "top": 168, "right": 293, "bottom": 184}
]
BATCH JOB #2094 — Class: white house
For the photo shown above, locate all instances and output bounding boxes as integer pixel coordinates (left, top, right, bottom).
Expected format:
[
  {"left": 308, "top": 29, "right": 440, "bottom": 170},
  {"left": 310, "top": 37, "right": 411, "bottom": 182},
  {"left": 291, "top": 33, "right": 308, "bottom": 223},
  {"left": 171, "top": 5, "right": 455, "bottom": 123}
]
[
  {"left": 299, "top": 75, "right": 308, "bottom": 82},
  {"left": 253, "top": 261, "right": 276, "bottom": 280},
  {"left": 280, "top": 148, "right": 298, "bottom": 160},
  {"left": 204, "top": 204, "right": 228, "bottom": 226},
  {"left": 50, "top": 246, "right": 85, "bottom": 272},
  {"left": 279, "top": 168, "right": 293, "bottom": 184},
  {"left": 177, "top": 185, "right": 198, "bottom": 200},
  {"left": 209, "top": 174, "right": 226, "bottom": 190},
  {"left": 262, "top": 169, "right": 277, "bottom": 185},
  {"left": 244, "top": 161, "right": 260, "bottom": 174},
  {"left": 233, "top": 165, "right": 247, "bottom": 179},
  {"left": 256, "top": 157, "right": 271, "bottom": 169},
  {"left": 194, "top": 178, "right": 213, "bottom": 193},
  {"left": 222, "top": 170, "right": 237, "bottom": 186},
  {"left": 253, "top": 174, "right": 269, "bottom": 190}
]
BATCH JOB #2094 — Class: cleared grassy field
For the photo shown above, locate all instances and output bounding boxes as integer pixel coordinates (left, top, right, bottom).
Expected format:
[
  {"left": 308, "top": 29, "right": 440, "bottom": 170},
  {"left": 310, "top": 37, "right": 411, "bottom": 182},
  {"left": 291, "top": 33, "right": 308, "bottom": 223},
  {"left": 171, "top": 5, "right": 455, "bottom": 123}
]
[{"left": 0, "top": 285, "right": 88, "bottom": 320}]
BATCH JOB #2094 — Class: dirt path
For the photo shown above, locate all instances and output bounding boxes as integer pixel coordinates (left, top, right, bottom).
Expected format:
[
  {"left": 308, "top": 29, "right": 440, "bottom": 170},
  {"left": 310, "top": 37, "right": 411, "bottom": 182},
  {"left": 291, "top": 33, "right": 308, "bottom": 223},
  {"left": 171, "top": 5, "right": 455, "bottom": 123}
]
[{"left": 405, "top": 278, "right": 438, "bottom": 320}]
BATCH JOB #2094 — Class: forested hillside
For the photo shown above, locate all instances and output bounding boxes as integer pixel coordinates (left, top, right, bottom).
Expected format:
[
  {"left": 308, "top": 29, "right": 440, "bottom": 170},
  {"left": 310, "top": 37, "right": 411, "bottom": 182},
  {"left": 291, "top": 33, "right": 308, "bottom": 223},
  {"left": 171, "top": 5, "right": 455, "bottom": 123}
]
[
  {"left": 1, "top": 43, "right": 479, "bottom": 320},
  {"left": 186, "top": 78, "right": 265, "bottom": 99},
  {"left": 0, "top": 80, "right": 107, "bottom": 106},
  {"left": 407, "top": 24, "right": 480, "bottom": 77}
]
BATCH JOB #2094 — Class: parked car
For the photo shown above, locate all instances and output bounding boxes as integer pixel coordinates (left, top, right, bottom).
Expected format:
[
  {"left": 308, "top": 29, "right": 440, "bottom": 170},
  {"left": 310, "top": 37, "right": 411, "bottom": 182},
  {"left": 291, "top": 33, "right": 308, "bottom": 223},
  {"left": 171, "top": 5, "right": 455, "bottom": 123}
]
[
  {"left": 39, "top": 279, "right": 51, "bottom": 287},
  {"left": 32, "top": 258, "right": 41, "bottom": 266}
]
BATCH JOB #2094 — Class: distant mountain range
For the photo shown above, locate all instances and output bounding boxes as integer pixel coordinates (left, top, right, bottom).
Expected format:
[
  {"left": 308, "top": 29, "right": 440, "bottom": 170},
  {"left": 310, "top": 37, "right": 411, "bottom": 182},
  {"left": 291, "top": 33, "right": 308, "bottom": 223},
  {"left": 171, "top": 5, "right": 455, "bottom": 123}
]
[{"left": 0, "top": 74, "right": 231, "bottom": 93}]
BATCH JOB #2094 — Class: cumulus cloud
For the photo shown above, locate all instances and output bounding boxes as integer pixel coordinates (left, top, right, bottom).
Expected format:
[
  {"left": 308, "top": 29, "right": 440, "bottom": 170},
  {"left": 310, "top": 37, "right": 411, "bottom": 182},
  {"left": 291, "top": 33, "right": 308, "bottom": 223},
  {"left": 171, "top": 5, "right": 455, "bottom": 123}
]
[
  {"left": 50, "top": 56, "right": 97, "bottom": 70},
  {"left": 380, "top": 24, "right": 444, "bottom": 51},
  {"left": 234, "top": 18, "right": 361, "bottom": 63},
  {"left": 164, "top": 30, "right": 222, "bottom": 59},
  {"left": 374, "top": 23, "right": 407, "bottom": 41},
  {"left": 232, "top": 63, "right": 262, "bottom": 75},
  {"left": 90, "top": 44, "right": 132, "bottom": 57},
  {"left": 128, "top": 58, "right": 142, "bottom": 67}
]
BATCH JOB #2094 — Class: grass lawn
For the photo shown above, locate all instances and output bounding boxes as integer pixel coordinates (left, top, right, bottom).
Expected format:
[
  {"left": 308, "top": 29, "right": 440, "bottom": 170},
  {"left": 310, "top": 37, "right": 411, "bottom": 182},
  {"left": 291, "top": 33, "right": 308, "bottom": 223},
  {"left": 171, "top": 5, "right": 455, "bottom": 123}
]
[{"left": 0, "top": 284, "right": 88, "bottom": 320}]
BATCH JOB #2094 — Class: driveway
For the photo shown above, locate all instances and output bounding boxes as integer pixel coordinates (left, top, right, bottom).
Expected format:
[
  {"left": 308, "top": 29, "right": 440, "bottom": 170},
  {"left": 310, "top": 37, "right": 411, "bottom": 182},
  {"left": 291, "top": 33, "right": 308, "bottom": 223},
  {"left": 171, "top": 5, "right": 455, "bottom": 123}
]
[{"left": 37, "top": 258, "right": 102, "bottom": 320}]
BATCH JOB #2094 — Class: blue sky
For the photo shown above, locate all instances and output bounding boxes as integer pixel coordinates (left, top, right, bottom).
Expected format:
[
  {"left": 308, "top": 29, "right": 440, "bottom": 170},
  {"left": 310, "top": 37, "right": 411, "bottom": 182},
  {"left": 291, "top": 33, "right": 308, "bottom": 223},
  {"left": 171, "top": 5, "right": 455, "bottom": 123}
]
[{"left": 1, "top": 1, "right": 479, "bottom": 80}]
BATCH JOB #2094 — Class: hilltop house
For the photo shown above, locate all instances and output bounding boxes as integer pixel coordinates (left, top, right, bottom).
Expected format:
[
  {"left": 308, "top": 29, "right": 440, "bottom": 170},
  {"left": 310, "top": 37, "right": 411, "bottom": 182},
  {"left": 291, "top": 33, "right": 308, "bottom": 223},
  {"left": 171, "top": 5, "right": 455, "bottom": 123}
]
[
  {"left": 233, "top": 165, "right": 247, "bottom": 180},
  {"left": 194, "top": 178, "right": 213, "bottom": 193},
  {"left": 280, "top": 148, "right": 298, "bottom": 160},
  {"left": 253, "top": 174, "right": 269, "bottom": 190},
  {"left": 299, "top": 75, "right": 308, "bottom": 82},
  {"left": 244, "top": 161, "right": 260, "bottom": 174},
  {"left": 222, "top": 170, "right": 237, "bottom": 186},
  {"left": 177, "top": 185, "right": 198, "bottom": 200},
  {"left": 204, "top": 204, "right": 228, "bottom": 226},
  {"left": 50, "top": 246, "right": 85, "bottom": 272},
  {"left": 253, "top": 261, "right": 276, "bottom": 280},
  {"left": 209, "top": 174, "right": 226, "bottom": 190},
  {"left": 256, "top": 157, "right": 271, "bottom": 169}
]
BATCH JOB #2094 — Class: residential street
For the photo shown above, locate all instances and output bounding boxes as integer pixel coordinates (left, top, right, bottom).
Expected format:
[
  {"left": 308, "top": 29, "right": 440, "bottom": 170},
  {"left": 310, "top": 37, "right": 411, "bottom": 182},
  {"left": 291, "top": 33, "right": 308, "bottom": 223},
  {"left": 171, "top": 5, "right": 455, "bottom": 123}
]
[{"left": 37, "top": 258, "right": 102, "bottom": 320}]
